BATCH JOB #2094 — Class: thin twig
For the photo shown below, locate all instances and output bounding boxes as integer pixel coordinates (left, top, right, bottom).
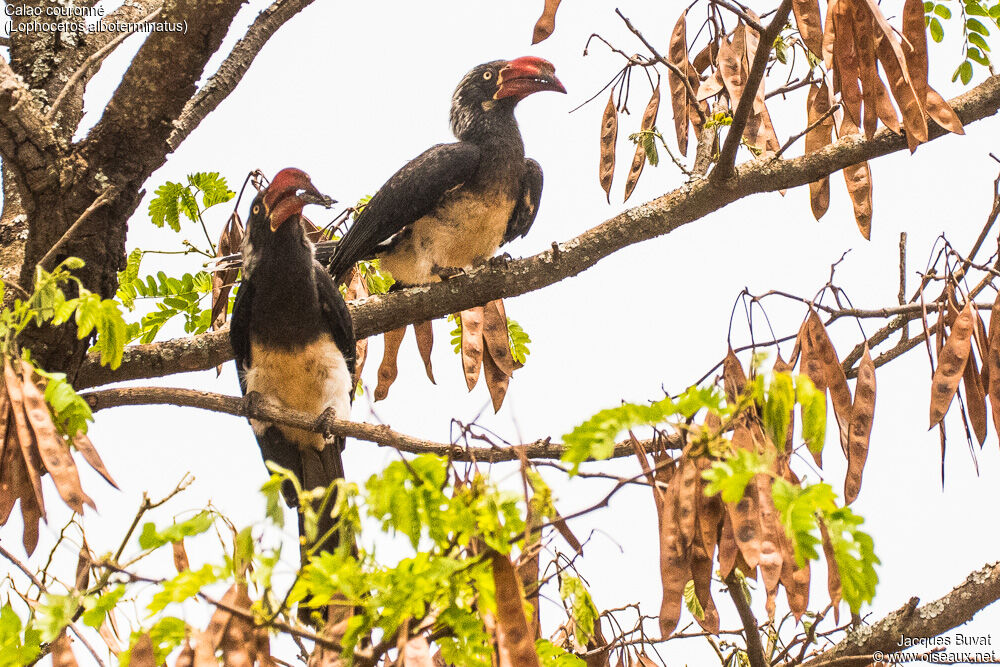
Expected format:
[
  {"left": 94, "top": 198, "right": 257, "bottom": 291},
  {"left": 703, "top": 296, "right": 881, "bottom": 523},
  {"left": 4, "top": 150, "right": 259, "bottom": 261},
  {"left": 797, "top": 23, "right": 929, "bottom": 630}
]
[
  {"left": 37, "top": 187, "right": 118, "bottom": 270},
  {"left": 773, "top": 103, "right": 840, "bottom": 159},
  {"left": 0, "top": 544, "right": 44, "bottom": 590},
  {"left": 709, "top": 0, "right": 766, "bottom": 32},
  {"left": 765, "top": 73, "right": 819, "bottom": 99},
  {"left": 615, "top": 9, "right": 708, "bottom": 124}
]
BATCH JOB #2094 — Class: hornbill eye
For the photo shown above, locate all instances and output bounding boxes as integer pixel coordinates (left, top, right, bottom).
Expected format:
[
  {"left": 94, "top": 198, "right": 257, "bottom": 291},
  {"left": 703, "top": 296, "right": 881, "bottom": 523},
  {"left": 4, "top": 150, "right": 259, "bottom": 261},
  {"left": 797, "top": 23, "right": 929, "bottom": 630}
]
[
  {"left": 482, "top": 70, "right": 493, "bottom": 80},
  {"left": 252, "top": 204, "right": 261, "bottom": 215}
]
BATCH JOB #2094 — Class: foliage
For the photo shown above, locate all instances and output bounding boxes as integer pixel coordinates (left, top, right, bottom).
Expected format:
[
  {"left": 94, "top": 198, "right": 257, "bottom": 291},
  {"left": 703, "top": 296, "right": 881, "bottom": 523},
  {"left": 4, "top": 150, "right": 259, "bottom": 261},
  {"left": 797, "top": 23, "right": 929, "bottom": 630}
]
[
  {"left": 924, "top": 0, "right": 1000, "bottom": 82},
  {"left": 562, "top": 384, "right": 726, "bottom": 470},
  {"left": 0, "top": 605, "right": 41, "bottom": 667},
  {"left": 119, "top": 172, "right": 238, "bottom": 345},
  {"left": 148, "top": 172, "right": 234, "bottom": 235},
  {"left": 561, "top": 577, "right": 599, "bottom": 645},
  {"left": 116, "top": 251, "right": 214, "bottom": 343},
  {"left": 448, "top": 313, "right": 534, "bottom": 365}
]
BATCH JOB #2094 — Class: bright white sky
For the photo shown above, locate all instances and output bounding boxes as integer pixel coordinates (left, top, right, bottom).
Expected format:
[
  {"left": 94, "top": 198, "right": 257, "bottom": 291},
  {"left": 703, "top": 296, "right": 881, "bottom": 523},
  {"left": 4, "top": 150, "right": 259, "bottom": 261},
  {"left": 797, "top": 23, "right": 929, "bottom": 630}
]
[{"left": 3, "top": 0, "right": 1000, "bottom": 664}]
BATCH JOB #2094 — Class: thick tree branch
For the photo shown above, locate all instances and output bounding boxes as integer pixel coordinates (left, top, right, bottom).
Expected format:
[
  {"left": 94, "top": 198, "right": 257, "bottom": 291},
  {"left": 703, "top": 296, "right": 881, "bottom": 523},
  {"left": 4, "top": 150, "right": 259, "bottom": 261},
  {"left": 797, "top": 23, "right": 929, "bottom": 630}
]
[
  {"left": 87, "top": 1, "right": 164, "bottom": 55},
  {"left": 713, "top": 0, "right": 794, "bottom": 179},
  {"left": 74, "top": 75, "right": 1000, "bottom": 388},
  {"left": 800, "top": 561, "right": 1000, "bottom": 667},
  {"left": 167, "top": 0, "right": 319, "bottom": 150},
  {"left": 0, "top": 58, "right": 61, "bottom": 195},
  {"left": 45, "top": 8, "right": 165, "bottom": 125},
  {"left": 78, "top": 386, "right": 667, "bottom": 461},
  {"left": 79, "top": 0, "right": 245, "bottom": 181}
]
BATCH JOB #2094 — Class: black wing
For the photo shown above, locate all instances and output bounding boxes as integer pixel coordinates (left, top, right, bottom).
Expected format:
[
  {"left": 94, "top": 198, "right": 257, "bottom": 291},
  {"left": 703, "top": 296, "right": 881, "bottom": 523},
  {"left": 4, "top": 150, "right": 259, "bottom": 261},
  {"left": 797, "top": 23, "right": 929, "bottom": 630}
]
[
  {"left": 309, "top": 260, "right": 355, "bottom": 558},
  {"left": 503, "top": 158, "right": 543, "bottom": 245},
  {"left": 326, "top": 142, "right": 481, "bottom": 280},
  {"left": 229, "top": 280, "right": 253, "bottom": 394},
  {"left": 313, "top": 260, "right": 356, "bottom": 382}
]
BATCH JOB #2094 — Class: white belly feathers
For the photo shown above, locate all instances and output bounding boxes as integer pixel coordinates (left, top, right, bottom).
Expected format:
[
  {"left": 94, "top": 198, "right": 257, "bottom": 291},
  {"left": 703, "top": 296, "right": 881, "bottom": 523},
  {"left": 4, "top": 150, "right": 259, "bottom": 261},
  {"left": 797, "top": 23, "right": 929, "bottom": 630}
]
[
  {"left": 245, "top": 333, "right": 352, "bottom": 451},
  {"left": 379, "top": 189, "right": 515, "bottom": 285}
]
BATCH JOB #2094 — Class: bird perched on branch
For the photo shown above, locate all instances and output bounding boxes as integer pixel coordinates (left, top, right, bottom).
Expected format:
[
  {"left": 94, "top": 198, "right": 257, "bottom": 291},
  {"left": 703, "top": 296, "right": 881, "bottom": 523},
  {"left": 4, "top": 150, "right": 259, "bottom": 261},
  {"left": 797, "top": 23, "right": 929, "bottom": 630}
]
[
  {"left": 321, "top": 56, "right": 566, "bottom": 285},
  {"left": 229, "top": 168, "right": 354, "bottom": 563}
]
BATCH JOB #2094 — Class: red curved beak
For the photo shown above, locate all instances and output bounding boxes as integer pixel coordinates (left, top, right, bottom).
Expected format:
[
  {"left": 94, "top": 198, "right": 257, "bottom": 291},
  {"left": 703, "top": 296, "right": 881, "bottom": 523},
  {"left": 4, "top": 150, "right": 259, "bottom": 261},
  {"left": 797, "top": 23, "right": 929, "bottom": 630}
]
[
  {"left": 262, "top": 168, "right": 335, "bottom": 232},
  {"left": 494, "top": 56, "right": 566, "bottom": 101}
]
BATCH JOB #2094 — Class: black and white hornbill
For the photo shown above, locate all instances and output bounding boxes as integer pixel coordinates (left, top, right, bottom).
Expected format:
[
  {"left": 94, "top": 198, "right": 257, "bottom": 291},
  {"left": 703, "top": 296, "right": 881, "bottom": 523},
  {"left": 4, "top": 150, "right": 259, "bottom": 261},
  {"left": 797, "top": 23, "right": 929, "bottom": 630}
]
[
  {"left": 230, "top": 168, "right": 354, "bottom": 560},
  {"left": 322, "top": 56, "right": 566, "bottom": 285}
]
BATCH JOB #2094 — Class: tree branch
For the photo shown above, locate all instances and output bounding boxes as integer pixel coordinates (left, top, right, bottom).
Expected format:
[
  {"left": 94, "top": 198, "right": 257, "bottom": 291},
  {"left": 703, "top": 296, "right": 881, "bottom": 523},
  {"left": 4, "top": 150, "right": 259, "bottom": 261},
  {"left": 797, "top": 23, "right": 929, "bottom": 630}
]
[
  {"left": 167, "top": 0, "right": 319, "bottom": 150},
  {"left": 85, "top": 1, "right": 164, "bottom": 56},
  {"left": 79, "top": 0, "right": 245, "bottom": 184},
  {"left": 45, "top": 8, "right": 165, "bottom": 125},
  {"left": 709, "top": 0, "right": 766, "bottom": 33},
  {"left": 725, "top": 572, "right": 767, "bottom": 667},
  {"left": 713, "top": 0, "right": 794, "bottom": 179},
  {"left": 73, "top": 74, "right": 1000, "bottom": 388},
  {"left": 0, "top": 58, "right": 61, "bottom": 195},
  {"left": 800, "top": 561, "right": 1000, "bottom": 667},
  {"left": 78, "top": 386, "right": 670, "bottom": 461}
]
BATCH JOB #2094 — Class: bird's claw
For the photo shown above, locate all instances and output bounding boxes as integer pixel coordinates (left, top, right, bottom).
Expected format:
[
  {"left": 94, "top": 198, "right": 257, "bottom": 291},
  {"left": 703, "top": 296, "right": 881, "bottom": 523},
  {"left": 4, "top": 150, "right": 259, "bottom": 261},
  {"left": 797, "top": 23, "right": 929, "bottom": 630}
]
[
  {"left": 241, "top": 391, "right": 264, "bottom": 417},
  {"left": 488, "top": 253, "right": 513, "bottom": 268},
  {"left": 317, "top": 406, "right": 339, "bottom": 442},
  {"left": 433, "top": 265, "right": 466, "bottom": 280}
]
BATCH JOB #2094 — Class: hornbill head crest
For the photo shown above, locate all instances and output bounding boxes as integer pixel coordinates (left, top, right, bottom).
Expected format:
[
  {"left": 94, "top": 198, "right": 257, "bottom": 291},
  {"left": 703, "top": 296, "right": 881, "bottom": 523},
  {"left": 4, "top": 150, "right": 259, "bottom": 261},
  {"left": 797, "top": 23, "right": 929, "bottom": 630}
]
[
  {"left": 493, "top": 56, "right": 566, "bottom": 101},
  {"left": 259, "top": 168, "right": 335, "bottom": 232}
]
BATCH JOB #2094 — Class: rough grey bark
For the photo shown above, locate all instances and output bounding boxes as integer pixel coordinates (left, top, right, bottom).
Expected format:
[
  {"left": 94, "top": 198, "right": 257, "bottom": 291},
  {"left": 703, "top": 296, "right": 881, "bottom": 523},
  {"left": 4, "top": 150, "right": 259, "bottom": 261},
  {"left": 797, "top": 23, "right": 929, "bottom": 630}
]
[
  {"left": 0, "top": 0, "right": 317, "bottom": 378},
  {"left": 801, "top": 561, "right": 1000, "bottom": 667}
]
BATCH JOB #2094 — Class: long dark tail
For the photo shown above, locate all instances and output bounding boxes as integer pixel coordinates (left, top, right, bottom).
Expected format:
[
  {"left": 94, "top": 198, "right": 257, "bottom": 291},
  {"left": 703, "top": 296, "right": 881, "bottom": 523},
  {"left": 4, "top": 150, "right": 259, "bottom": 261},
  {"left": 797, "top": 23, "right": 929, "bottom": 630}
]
[
  {"left": 298, "top": 436, "right": 346, "bottom": 561},
  {"left": 256, "top": 426, "right": 345, "bottom": 560}
]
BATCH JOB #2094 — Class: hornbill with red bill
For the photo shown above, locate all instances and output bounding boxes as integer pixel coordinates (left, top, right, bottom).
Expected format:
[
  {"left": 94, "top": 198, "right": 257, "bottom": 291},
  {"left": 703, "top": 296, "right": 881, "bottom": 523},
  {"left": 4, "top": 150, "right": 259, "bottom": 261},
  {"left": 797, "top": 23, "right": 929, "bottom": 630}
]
[
  {"left": 321, "top": 57, "right": 566, "bottom": 285},
  {"left": 230, "top": 168, "right": 354, "bottom": 561}
]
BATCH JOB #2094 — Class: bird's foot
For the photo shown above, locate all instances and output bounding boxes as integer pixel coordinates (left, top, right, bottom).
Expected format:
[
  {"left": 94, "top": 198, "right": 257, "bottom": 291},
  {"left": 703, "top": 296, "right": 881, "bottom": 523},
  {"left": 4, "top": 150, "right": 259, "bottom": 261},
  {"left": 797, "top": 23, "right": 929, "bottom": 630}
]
[
  {"left": 488, "top": 252, "right": 513, "bottom": 268},
  {"left": 432, "top": 265, "right": 466, "bottom": 280},
  {"left": 241, "top": 391, "right": 264, "bottom": 418},
  {"left": 316, "top": 406, "right": 340, "bottom": 443}
]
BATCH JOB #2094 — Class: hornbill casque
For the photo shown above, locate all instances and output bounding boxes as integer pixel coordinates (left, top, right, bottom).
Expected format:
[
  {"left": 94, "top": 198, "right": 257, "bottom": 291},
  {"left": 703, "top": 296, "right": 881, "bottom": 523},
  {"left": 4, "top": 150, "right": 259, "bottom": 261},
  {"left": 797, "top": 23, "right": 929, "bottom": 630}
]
[
  {"left": 230, "top": 168, "right": 354, "bottom": 562},
  {"left": 320, "top": 56, "right": 566, "bottom": 285}
]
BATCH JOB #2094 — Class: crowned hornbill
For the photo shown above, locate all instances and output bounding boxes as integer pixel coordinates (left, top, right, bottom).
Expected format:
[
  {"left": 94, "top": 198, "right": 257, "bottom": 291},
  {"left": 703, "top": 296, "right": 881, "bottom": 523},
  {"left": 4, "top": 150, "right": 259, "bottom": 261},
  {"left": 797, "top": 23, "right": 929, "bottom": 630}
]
[
  {"left": 230, "top": 168, "right": 354, "bottom": 561},
  {"left": 322, "top": 57, "right": 566, "bottom": 285}
]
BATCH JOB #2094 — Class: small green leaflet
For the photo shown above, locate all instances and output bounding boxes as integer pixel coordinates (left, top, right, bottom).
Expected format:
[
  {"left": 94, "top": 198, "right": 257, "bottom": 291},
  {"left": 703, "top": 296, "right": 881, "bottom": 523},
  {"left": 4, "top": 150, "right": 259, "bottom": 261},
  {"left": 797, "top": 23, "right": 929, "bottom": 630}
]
[
  {"left": 536, "top": 639, "right": 586, "bottom": 667},
  {"left": 762, "top": 372, "right": 794, "bottom": 451},
  {"left": 703, "top": 448, "right": 772, "bottom": 503},
  {"left": 797, "top": 375, "right": 826, "bottom": 456},
  {"left": 138, "top": 511, "right": 214, "bottom": 550},
  {"left": 0, "top": 604, "right": 41, "bottom": 667},
  {"left": 560, "top": 577, "right": 598, "bottom": 645},
  {"left": 32, "top": 593, "right": 79, "bottom": 642},
  {"left": 449, "top": 313, "right": 532, "bottom": 365},
  {"left": 34, "top": 367, "right": 93, "bottom": 436},
  {"left": 81, "top": 586, "right": 125, "bottom": 629},
  {"left": 147, "top": 565, "right": 223, "bottom": 614},
  {"left": 683, "top": 580, "right": 705, "bottom": 620}
]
